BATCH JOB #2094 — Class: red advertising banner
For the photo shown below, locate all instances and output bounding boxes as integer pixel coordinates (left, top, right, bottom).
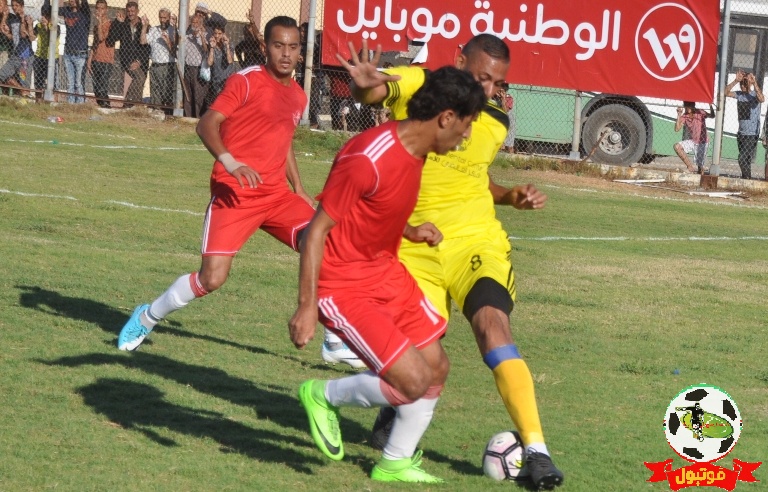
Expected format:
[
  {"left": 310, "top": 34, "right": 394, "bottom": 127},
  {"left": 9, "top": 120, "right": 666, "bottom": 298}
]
[{"left": 322, "top": 0, "right": 720, "bottom": 102}]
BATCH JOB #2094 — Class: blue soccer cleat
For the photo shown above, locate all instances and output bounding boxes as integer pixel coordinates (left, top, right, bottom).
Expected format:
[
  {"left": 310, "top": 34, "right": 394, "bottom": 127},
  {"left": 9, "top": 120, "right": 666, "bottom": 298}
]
[{"left": 117, "top": 304, "right": 152, "bottom": 351}]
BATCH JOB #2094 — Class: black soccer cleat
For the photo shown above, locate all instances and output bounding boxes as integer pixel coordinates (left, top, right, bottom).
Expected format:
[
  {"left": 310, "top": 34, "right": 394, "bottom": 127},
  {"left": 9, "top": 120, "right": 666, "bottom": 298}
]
[
  {"left": 525, "top": 451, "right": 564, "bottom": 490},
  {"left": 370, "top": 406, "right": 397, "bottom": 450}
]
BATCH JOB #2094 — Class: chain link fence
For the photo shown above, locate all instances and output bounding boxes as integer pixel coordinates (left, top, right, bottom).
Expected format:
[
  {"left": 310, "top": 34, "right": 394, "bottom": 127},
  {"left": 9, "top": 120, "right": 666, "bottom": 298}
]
[{"left": 1, "top": 0, "right": 767, "bottom": 180}]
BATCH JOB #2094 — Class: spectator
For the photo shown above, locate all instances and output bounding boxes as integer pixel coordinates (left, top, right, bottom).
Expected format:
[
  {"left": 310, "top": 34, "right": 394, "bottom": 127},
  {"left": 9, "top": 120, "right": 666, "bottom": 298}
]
[
  {"left": 763, "top": 111, "right": 768, "bottom": 181},
  {"left": 142, "top": 7, "right": 176, "bottom": 114},
  {"left": 87, "top": 0, "right": 114, "bottom": 108},
  {"left": 326, "top": 65, "right": 351, "bottom": 130},
  {"left": 192, "top": 1, "right": 209, "bottom": 24},
  {"left": 203, "top": 18, "right": 233, "bottom": 108},
  {"left": 295, "top": 21, "right": 308, "bottom": 87},
  {"left": 234, "top": 8, "right": 264, "bottom": 68},
  {"left": 182, "top": 12, "right": 208, "bottom": 117},
  {"left": 673, "top": 101, "right": 714, "bottom": 174},
  {"left": 106, "top": 1, "right": 150, "bottom": 108},
  {"left": 496, "top": 83, "right": 515, "bottom": 153},
  {"left": 306, "top": 29, "right": 324, "bottom": 127},
  {"left": 33, "top": 4, "right": 59, "bottom": 101},
  {"left": 0, "top": 1, "right": 13, "bottom": 76},
  {"left": 726, "top": 70, "right": 765, "bottom": 179},
  {"left": 56, "top": 0, "right": 91, "bottom": 104},
  {"left": 0, "top": 0, "right": 35, "bottom": 93}
]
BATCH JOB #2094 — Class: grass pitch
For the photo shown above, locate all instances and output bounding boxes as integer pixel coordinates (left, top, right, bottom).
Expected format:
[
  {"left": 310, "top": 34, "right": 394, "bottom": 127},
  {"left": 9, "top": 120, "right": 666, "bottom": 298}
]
[{"left": 1, "top": 100, "right": 767, "bottom": 491}]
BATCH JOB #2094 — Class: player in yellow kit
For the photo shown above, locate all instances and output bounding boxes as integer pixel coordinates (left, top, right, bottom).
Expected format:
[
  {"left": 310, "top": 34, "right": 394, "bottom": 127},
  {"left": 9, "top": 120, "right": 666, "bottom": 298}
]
[{"left": 330, "top": 35, "right": 564, "bottom": 490}]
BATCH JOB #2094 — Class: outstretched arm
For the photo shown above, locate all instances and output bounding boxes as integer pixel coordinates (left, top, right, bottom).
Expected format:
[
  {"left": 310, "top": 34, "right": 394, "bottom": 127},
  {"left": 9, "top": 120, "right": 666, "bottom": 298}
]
[
  {"left": 289, "top": 206, "right": 336, "bottom": 349},
  {"left": 336, "top": 39, "right": 400, "bottom": 105}
]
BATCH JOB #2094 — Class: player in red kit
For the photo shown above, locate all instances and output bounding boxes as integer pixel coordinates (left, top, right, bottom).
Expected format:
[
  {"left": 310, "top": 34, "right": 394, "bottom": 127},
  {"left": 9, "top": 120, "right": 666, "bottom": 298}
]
[
  {"left": 290, "top": 66, "right": 486, "bottom": 483},
  {"left": 118, "top": 16, "right": 313, "bottom": 351}
]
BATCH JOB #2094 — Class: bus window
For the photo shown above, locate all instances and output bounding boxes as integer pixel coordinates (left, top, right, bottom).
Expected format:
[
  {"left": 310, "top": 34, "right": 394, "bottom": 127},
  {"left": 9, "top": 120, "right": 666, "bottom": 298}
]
[{"left": 729, "top": 28, "right": 762, "bottom": 75}]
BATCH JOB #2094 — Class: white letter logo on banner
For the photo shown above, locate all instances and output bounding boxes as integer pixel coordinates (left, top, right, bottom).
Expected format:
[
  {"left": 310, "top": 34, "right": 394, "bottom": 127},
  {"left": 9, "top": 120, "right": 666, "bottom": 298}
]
[{"left": 634, "top": 3, "right": 704, "bottom": 82}]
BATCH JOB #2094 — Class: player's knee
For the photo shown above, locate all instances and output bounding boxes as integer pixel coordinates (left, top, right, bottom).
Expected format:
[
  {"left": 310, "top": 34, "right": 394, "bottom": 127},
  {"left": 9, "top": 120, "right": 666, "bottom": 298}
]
[
  {"left": 463, "top": 277, "right": 513, "bottom": 322},
  {"left": 432, "top": 351, "right": 450, "bottom": 386},
  {"left": 198, "top": 270, "right": 227, "bottom": 292}
]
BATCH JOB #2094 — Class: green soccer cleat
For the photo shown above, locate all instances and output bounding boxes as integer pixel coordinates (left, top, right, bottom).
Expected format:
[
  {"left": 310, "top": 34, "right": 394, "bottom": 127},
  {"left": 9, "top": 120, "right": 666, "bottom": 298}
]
[
  {"left": 298, "top": 380, "right": 344, "bottom": 461},
  {"left": 371, "top": 450, "right": 444, "bottom": 483}
]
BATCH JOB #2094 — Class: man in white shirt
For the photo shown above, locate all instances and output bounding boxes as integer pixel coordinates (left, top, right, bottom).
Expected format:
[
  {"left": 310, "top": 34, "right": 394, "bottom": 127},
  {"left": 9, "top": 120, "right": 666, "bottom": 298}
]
[{"left": 141, "top": 7, "right": 176, "bottom": 114}]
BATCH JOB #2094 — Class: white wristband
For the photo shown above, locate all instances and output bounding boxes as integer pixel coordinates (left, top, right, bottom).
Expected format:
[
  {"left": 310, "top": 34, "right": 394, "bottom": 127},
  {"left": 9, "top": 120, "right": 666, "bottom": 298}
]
[{"left": 217, "top": 152, "right": 241, "bottom": 173}]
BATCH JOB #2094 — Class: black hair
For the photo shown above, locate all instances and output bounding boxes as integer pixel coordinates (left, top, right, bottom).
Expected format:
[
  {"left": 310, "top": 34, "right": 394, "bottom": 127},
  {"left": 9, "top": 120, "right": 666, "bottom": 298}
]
[
  {"left": 41, "top": 4, "right": 52, "bottom": 16},
  {"left": 264, "top": 15, "right": 299, "bottom": 44},
  {"left": 462, "top": 33, "right": 510, "bottom": 63},
  {"left": 125, "top": 1, "right": 138, "bottom": 9},
  {"left": 407, "top": 66, "right": 485, "bottom": 121}
]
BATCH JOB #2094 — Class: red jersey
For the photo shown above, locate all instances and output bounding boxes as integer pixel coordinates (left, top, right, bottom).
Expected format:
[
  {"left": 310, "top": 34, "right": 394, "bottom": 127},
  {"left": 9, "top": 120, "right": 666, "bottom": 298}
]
[
  {"left": 209, "top": 65, "right": 307, "bottom": 193},
  {"left": 317, "top": 121, "right": 424, "bottom": 287}
]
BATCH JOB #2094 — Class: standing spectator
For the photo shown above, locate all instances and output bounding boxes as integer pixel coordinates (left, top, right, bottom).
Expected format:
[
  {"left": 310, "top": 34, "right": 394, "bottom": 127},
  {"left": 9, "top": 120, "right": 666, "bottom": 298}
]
[
  {"left": 0, "top": 0, "right": 35, "bottom": 93},
  {"left": 33, "top": 4, "right": 59, "bottom": 100},
  {"left": 326, "top": 65, "right": 351, "bottom": 130},
  {"left": 56, "top": 0, "right": 91, "bottom": 103},
  {"left": 762, "top": 111, "right": 768, "bottom": 181},
  {"left": 0, "top": 1, "right": 13, "bottom": 76},
  {"left": 182, "top": 12, "right": 207, "bottom": 117},
  {"left": 234, "top": 8, "right": 264, "bottom": 68},
  {"left": 142, "top": 8, "right": 176, "bottom": 114},
  {"left": 116, "top": 16, "right": 313, "bottom": 352},
  {"left": 87, "top": 0, "right": 114, "bottom": 108},
  {"left": 726, "top": 70, "right": 765, "bottom": 179},
  {"left": 106, "top": 1, "right": 150, "bottom": 108},
  {"left": 673, "top": 101, "right": 714, "bottom": 174},
  {"left": 294, "top": 21, "right": 308, "bottom": 88},
  {"left": 496, "top": 84, "right": 516, "bottom": 153},
  {"left": 203, "top": 18, "right": 233, "bottom": 108}
]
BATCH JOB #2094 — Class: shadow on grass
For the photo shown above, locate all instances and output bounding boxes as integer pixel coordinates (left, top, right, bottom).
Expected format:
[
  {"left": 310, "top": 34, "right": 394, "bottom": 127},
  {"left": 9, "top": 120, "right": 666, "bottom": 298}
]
[
  {"left": 77, "top": 378, "right": 323, "bottom": 473},
  {"left": 15, "top": 284, "right": 354, "bottom": 373},
  {"left": 44, "top": 352, "right": 369, "bottom": 436}
]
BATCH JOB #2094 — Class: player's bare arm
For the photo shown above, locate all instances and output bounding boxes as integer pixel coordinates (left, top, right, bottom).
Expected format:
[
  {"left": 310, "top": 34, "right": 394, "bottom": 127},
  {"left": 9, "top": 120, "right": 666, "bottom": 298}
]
[
  {"left": 403, "top": 222, "right": 443, "bottom": 246},
  {"left": 289, "top": 206, "right": 336, "bottom": 349},
  {"left": 197, "top": 109, "right": 263, "bottom": 189},
  {"left": 337, "top": 39, "right": 400, "bottom": 105},
  {"left": 285, "top": 144, "right": 314, "bottom": 206},
  {"left": 489, "top": 178, "right": 547, "bottom": 210}
]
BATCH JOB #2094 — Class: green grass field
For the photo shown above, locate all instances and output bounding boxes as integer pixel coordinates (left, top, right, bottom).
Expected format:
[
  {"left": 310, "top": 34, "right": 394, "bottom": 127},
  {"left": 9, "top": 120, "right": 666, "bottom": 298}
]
[{"left": 1, "top": 100, "right": 767, "bottom": 491}]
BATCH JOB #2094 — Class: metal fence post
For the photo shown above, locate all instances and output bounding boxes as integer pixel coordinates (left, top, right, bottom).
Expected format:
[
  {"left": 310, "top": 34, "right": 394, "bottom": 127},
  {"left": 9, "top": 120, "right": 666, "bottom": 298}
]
[
  {"left": 44, "top": 0, "right": 60, "bottom": 102},
  {"left": 711, "top": 0, "right": 732, "bottom": 175},
  {"left": 174, "top": 0, "right": 189, "bottom": 117},
  {"left": 569, "top": 91, "right": 582, "bottom": 160}
]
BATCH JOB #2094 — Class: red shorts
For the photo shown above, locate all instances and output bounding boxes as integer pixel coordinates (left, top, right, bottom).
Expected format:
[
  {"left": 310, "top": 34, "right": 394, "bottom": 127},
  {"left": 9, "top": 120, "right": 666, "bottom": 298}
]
[
  {"left": 318, "top": 263, "right": 447, "bottom": 375},
  {"left": 202, "top": 182, "right": 315, "bottom": 256}
]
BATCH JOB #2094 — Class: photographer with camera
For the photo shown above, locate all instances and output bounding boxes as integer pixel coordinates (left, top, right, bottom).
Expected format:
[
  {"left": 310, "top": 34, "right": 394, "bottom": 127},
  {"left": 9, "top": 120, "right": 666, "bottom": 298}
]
[{"left": 727, "top": 70, "right": 764, "bottom": 179}]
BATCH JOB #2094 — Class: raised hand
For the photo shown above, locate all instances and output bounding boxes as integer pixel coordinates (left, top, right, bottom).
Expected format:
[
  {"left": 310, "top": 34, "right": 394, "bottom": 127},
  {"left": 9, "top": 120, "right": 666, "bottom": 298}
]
[{"left": 335, "top": 39, "right": 400, "bottom": 90}]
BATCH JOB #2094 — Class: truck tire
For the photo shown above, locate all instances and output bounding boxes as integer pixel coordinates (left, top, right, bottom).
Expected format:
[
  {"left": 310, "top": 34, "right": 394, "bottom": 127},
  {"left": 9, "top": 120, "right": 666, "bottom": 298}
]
[{"left": 583, "top": 104, "right": 647, "bottom": 166}]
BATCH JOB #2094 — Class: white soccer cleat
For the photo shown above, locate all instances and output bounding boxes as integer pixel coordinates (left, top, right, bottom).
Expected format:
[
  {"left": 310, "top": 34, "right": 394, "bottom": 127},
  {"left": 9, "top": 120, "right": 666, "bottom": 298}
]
[{"left": 321, "top": 341, "right": 366, "bottom": 369}]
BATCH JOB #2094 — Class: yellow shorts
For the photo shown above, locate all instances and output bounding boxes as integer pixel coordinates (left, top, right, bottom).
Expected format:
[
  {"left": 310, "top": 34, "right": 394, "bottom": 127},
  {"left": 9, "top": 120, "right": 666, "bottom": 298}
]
[{"left": 399, "top": 226, "right": 515, "bottom": 320}]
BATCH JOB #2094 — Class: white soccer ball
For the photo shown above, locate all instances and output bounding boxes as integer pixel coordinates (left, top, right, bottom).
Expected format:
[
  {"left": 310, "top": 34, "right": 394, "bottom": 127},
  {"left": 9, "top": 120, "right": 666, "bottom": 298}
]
[{"left": 482, "top": 430, "right": 528, "bottom": 481}]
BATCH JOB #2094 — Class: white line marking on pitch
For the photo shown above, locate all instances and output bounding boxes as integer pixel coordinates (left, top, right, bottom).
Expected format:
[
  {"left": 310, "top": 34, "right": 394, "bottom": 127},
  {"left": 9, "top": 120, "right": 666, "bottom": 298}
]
[
  {"left": 0, "top": 118, "right": 138, "bottom": 139},
  {"left": 3, "top": 138, "right": 203, "bottom": 151},
  {"left": 0, "top": 188, "right": 77, "bottom": 200},
  {"left": 106, "top": 200, "right": 202, "bottom": 216}
]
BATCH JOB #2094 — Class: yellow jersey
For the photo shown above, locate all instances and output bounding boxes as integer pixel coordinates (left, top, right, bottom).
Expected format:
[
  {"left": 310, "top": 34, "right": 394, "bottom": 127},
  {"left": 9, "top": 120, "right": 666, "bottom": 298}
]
[{"left": 383, "top": 66, "right": 509, "bottom": 238}]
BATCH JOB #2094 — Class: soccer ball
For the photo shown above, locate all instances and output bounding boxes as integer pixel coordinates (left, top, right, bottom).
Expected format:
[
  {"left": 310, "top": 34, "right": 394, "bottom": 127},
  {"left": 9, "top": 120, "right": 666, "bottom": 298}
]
[{"left": 482, "top": 430, "right": 528, "bottom": 481}]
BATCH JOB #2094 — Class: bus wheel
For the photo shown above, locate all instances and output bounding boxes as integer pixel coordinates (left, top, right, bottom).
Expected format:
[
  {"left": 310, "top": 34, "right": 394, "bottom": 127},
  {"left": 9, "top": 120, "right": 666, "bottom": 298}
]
[{"left": 583, "top": 104, "right": 647, "bottom": 166}]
